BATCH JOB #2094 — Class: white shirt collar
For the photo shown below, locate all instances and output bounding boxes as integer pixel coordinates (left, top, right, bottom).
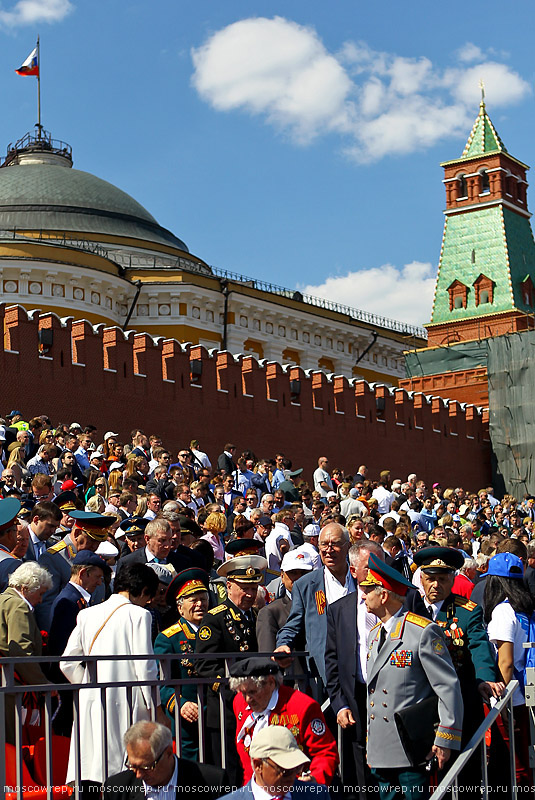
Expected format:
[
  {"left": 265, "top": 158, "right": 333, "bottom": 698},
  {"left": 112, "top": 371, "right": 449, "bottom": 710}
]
[{"left": 69, "top": 581, "right": 91, "bottom": 603}]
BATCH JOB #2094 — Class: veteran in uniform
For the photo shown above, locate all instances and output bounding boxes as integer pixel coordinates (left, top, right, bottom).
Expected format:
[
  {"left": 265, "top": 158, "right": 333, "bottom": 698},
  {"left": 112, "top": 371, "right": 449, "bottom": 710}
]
[
  {"left": 361, "top": 555, "right": 463, "bottom": 800},
  {"left": 411, "top": 547, "right": 503, "bottom": 787},
  {"left": 154, "top": 568, "right": 210, "bottom": 759},
  {"left": 229, "top": 657, "right": 338, "bottom": 786},
  {"left": 195, "top": 553, "right": 266, "bottom": 784},
  {"left": 36, "top": 509, "right": 110, "bottom": 630}
]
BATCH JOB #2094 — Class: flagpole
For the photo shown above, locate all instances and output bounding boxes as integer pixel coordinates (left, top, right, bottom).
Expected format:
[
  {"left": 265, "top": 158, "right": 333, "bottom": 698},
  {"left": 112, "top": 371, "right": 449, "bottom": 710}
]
[{"left": 36, "top": 36, "right": 42, "bottom": 139}]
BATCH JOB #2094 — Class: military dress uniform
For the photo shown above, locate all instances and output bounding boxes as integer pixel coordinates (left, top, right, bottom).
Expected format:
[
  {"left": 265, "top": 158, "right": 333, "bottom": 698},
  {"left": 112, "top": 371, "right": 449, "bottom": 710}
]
[
  {"left": 362, "top": 555, "right": 463, "bottom": 800},
  {"left": 154, "top": 617, "right": 200, "bottom": 759},
  {"left": 411, "top": 547, "right": 499, "bottom": 790},
  {"left": 36, "top": 509, "right": 109, "bottom": 630},
  {"left": 195, "top": 554, "right": 266, "bottom": 784}
]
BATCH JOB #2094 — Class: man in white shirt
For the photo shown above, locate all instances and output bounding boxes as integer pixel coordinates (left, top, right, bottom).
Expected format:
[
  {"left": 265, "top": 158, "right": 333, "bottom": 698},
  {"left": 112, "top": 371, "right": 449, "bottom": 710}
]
[
  {"left": 313, "top": 456, "right": 332, "bottom": 498},
  {"left": 143, "top": 493, "right": 162, "bottom": 521},
  {"left": 190, "top": 439, "right": 212, "bottom": 471},
  {"left": 372, "top": 473, "right": 394, "bottom": 514}
]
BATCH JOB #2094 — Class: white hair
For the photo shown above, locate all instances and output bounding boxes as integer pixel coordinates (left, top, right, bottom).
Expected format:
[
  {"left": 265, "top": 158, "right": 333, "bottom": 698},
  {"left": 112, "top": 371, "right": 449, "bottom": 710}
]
[
  {"left": 9, "top": 562, "right": 53, "bottom": 592},
  {"left": 123, "top": 721, "right": 172, "bottom": 759}
]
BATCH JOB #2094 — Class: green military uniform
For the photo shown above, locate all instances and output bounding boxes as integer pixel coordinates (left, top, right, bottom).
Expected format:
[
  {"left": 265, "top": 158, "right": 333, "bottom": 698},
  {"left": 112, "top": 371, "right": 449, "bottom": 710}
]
[
  {"left": 154, "top": 617, "right": 200, "bottom": 759},
  {"left": 195, "top": 554, "right": 266, "bottom": 784}
]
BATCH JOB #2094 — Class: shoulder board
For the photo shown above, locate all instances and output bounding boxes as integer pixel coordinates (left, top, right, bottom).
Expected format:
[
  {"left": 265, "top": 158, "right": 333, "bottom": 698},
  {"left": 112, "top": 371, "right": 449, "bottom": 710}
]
[
  {"left": 406, "top": 612, "right": 431, "bottom": 628},
  {"left": 453, "top": 595, "right": 477, "bottom": 611},
  {"left": 47, "top": 541, "right": 67, "bottom": 554},
  {"left": 179, "top": 620, "right": 196, "bottom": 639},
  {"left": 161, "top": 623, "right": 182, "bottom": 638},
  {"left": 208, "top": 604, "right": 227, "bottom": 615}
]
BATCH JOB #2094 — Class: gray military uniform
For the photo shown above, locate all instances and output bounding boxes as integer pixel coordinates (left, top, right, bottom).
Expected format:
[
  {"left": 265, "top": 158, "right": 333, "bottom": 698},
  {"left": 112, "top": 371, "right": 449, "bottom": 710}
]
[{"left": 366, "top": 610, "right": 464, "bottom": 769}]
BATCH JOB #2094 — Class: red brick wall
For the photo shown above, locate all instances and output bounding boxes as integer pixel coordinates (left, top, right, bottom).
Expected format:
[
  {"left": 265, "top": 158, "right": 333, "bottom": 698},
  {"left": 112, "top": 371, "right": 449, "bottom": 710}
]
[
  {"left": 1, "top": 305, "right": 491, "bottom": 490},
  {"left": 399, "top": 369, "right": 489, "bottom": 407},
  {"left": 426, "top": 311, "right": 535, "bottom": 347}
]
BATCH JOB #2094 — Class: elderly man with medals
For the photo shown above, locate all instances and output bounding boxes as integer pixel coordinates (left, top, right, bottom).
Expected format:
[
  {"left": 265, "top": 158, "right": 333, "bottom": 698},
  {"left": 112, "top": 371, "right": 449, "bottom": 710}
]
[{"left": 154, "top": 567, "right": 210, "bottom": 759}]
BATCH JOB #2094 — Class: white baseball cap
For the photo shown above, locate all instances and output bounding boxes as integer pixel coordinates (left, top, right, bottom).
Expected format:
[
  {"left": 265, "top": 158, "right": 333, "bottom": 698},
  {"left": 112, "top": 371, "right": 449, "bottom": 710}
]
[{"left": 280, "top": 550, "right": 314, "bottom": 572}]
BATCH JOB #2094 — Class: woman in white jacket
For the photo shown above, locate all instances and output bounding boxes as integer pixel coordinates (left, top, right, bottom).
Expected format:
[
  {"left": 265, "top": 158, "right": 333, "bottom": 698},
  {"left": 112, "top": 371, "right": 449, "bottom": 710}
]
[{"left": 61, "top": 563, "right": 160, "bottom": 787}]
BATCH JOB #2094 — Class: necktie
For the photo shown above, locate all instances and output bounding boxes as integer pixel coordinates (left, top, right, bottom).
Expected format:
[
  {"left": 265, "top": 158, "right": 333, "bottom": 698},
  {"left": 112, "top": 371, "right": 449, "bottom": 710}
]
[{"left": 377, "top": 626, "right": 387, "bottom": 652}]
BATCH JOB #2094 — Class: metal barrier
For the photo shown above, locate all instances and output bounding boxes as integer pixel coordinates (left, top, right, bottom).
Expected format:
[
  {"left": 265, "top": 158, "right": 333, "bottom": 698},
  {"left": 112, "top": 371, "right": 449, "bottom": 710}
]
[{"left": 0, "top": 651, "right": 317, "bottom": 800}]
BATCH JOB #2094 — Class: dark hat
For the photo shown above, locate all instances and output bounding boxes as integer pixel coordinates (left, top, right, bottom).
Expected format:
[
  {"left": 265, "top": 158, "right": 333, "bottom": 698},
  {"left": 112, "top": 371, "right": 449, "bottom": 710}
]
[
  {"left": 287, "top": 468, "right": 303, "bottom": 478},
  {"left": 225, "top": 538, "right": 264, "bottom": 558},
  {"left": 18, "top": 500, "right": 34, "bottom": 519},
  {"left": 229, "top": 657, "right": 281, "bottom": 679},
  {"left": 7, "top": 410, "right": 22, "bottom": 419},
  {"left": 360, "top": 553, "right": 414, "bottom": 596},
  {"left": 217, "top": 554, "right": 267, "bottom": 583},
  {"left": 72, "top": 550, "right": 108, "bottom": 569},
  {"left": 413, "top": 546, "right": 465, "bottom": 573},
  {"left": 54, "top": 490, "right": 78, "bottom": 512},
  {"left": 178, "top": 516, "right": 203, "bottom": 538},
  {"left": 0, "top": 497, "right": 21, "bottom": 532},
  {"left": 166, "top": 567, "right": 210, "bottom": 605},
  {"left": 69, "top": 510, "right": 111, "bottom": 542},
  {"left": 257, "top": 515, "right": 273, "bottom": 527},
  {"left": 120, "top": 516, "right": 149, "bottom": 538}
]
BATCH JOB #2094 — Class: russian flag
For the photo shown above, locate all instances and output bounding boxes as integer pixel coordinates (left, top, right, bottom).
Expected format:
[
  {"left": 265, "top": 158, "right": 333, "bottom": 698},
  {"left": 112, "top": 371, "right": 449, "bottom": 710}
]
[{"left": 16, "top": 47, "right": 39, "bottom": 77}]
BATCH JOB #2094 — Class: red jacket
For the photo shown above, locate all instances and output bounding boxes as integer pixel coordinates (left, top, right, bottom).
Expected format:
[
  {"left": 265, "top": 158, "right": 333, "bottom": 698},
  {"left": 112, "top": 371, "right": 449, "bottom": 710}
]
[{"left": 233, "top": 684, "right": 338, "bottom": 785}]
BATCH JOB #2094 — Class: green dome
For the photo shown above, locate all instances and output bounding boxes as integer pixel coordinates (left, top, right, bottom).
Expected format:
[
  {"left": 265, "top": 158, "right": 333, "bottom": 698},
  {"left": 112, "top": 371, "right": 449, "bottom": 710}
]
[{"left": 0, "top": 163, "right": 189, "bottom": 251}]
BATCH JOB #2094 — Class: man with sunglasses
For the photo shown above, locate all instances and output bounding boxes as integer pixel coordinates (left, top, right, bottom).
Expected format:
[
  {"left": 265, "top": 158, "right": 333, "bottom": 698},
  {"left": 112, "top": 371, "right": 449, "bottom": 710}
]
[{"left": 104, "top": 720, "right": 227, "bottom": 799}]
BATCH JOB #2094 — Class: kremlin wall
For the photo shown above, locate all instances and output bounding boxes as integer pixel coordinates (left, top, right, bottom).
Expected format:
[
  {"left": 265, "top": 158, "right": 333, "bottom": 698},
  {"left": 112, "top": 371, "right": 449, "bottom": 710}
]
[{"left": 1, "top": 303, "right": 491, "bottom": 488}]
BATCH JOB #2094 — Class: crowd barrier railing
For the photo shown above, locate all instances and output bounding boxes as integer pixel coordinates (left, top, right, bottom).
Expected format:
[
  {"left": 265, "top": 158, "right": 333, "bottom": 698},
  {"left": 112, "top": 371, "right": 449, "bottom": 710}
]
[{"left": 0, "top": 651, "right": 316, "bottom": 800}]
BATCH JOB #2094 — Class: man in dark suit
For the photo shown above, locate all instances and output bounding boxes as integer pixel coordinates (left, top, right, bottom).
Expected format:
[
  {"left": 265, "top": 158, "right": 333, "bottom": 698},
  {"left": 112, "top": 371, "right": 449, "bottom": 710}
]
[
  {"left": 217, "top": 443, "right": 237, "bottom": 477},
  {"left": 103, "top": 720, "right": 228, "bottom": 800},
  {"left": 256, "top": 549, "right": 313, "bottom": 652},
  {"left": 48, "top": 550, "right": 108, "bottom": 656},
  {"left": 118, "top": 517, "right": 185, "bottom": 572}
]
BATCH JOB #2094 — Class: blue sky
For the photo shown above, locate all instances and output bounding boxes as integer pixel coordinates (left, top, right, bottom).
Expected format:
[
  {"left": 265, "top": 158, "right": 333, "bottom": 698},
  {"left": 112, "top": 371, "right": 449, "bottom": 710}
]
[{"left": 0, "top": 0, "right": 534, "bottom": 326}]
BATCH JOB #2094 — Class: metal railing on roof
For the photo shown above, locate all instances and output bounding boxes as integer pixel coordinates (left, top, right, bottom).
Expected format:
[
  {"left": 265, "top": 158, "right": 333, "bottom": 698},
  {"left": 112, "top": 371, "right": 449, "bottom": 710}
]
[
  {"left": 211, "top": 266, "right": 428, "bottom": 338},
  {"left": 0, "top": 229, "right": 114, "bottom": 261},
  {"left": 0, "top": 130, "right": 72, "bottom": 168}
]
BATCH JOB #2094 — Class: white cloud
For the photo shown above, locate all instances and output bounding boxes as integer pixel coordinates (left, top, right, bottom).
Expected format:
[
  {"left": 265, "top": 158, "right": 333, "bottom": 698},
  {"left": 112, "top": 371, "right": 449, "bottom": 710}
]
[
  {"left": 191, "top": 16, "right": 353, "bottom": 143},
  {"left": 457, "top": 43, "right": 484, "bottom": 63},
  {"left": 0, "top": 0, "right": 72, "bottom": 26},
  {"left": 300, "top": 261, "right": 436, "bottom": 327},
  {"left": 191, "top": 18, "right": 531, "bottom": 163}
]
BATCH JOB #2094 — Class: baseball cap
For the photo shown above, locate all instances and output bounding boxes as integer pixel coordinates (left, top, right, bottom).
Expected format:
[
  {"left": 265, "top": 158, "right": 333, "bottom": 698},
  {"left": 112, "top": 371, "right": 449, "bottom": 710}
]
[
  {"left": 104, "top": 431, "right": 119, "bottom": 441},
  {"left": 487, "top": 552, "right": 524, "bottom": 579},
  {"left": 90, "top": 451, "right": 105, "bottom": 461},
  {"left": 281, "top": 550, "right": 314, "bottom": 572},
  {"left": 108, "top": 462, "right": 124, "bottom": 471},
  {"left": 257, "top": 515, "right": 273, "bottom": 527},
  {"left": 6, "top": 410, "right": 22, "bottom": 419},
  {"left": 249, "top": 726, "right": 310, "bottom": 770},
  {"left": 303, "top": 523, "right": 320, "bottom": 539}
]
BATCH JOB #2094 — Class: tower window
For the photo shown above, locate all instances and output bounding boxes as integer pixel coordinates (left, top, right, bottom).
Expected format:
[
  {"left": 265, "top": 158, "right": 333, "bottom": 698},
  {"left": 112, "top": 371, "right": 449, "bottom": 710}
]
[
  {"left": 473, "top": 273, "right": 495, "bottom": 306},
  {"left": 480, "top": 170, "right": 490, "bottom": 194},
  {"left": 448, "top": 280, "right": 468, "bottom": 311},
  {"left": 457, "top": 174, "right": 467, "bottom": 199},
  {"left": 471, "top": 249, "right": 476, "bottom": 264}
]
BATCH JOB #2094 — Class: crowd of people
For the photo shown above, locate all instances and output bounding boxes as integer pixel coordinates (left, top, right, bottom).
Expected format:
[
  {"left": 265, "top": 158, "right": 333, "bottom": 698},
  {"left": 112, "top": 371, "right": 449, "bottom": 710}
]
[{"left": 0, "top": 410, "right": 534, "bottom": 799}]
